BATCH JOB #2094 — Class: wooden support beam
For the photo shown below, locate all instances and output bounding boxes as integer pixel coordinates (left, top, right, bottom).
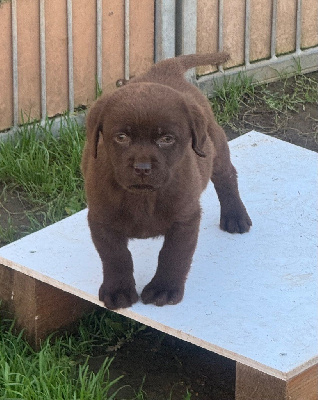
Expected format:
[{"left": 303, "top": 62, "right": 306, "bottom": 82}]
[
  {"left": 0, "top": 263, "right": 95, "bottom": 348},
  {"left": 286, "top": 365, "right": 318, "bottom": 400},
  {"left": 236, "top": 363, "right": 318, "bottom": 400}
]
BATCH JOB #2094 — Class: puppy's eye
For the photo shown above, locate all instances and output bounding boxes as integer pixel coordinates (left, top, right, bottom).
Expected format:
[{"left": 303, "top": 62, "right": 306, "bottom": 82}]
[
  {"left": 114, "top": 133, "right": 131, "bottom": 145},
  {"left": 156, "top": 135, "right": 175, "bottom": 147}
]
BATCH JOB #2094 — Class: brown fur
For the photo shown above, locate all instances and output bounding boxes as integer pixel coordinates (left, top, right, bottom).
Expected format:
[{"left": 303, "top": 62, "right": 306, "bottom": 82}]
[{"left": 81, "top": 52, "right": 252, "bottom": 310}]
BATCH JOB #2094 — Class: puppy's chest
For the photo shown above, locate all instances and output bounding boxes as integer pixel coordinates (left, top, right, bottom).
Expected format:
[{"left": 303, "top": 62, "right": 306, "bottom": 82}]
[{"left": 114, "top": 194, "right": 172, "bottom": 238}]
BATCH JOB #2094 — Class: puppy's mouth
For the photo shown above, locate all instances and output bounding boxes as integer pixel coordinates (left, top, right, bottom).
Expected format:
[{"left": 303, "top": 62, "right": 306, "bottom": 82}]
[{"left": 128, "top": 184, "right": 156, "bottom": 192}]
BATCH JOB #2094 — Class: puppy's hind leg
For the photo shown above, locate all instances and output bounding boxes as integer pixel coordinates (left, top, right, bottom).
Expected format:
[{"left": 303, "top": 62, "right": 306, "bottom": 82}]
[{"left": 211, "top": 127, "right": 252, "bottom": 234}]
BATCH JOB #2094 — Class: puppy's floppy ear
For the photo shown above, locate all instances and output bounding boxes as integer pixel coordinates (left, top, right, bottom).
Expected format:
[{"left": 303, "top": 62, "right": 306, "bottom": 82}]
[
  {"left": 184, "top": 101, "right": 208, "bottom": 158},
  {"left": 85, "top": 97, "right": 105, "bottom": 158}
]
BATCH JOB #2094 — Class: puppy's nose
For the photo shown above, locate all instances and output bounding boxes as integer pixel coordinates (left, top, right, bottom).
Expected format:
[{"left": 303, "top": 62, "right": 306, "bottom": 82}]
[{"left": 133, "top": 162, "right": 152, "bottom": 176}]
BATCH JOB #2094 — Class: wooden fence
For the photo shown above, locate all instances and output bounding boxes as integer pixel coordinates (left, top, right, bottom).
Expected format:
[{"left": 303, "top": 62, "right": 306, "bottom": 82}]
[{"left": 0, "top": 0, "right": 317, "bottom": 134}]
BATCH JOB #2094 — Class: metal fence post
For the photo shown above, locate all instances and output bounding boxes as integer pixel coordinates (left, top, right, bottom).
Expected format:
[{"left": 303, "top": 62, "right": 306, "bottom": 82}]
[
  {"left": 11, "top": 0, "right": 18, "bottom": 127},
  {"left": 124, "top": 0, "right": 130, "bottom": 81},
  {"left": 176, "top": 0, "right": 197, "bottom": 82},
  {"left": 67, "top": 0, "right": 74, "bottom": 113},
  {"left": 96, "top": 0, "right": 103, "bottom": 93},
  {"left": 155, "top": 0, "right": 176, "bottom": 62},
  {"left": 39, "top": 0, "right": 47, "bottom": 121}
]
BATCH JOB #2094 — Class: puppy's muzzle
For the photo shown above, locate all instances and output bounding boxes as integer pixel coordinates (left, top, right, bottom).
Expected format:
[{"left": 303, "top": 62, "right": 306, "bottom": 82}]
[{"left": 133, "top": 162, "right": 152, "bottom": 177}]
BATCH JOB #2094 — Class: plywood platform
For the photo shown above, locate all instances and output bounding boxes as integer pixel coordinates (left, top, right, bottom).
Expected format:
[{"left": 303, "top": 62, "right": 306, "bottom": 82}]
[{"left": 0, "top": 131, "right": 317, "bottom": 399}]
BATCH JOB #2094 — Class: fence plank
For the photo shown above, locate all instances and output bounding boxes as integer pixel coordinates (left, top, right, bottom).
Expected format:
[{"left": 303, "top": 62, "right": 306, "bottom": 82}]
[
  {"left": 16, "top": 0, "right": 41, "bottom": 124},
  {"left": 196, "top": 0, "right": 218, "bottom": 76},
  {"left": 101, "top": 0, "right": 124, "bottom": 94},
  {"left": 130, "top": 0, "right": 154, "bottom": 78},
  {"left": 223, "top": 0, "right": 245, "bottom": 67},
  {"left": 277, "top": 0, "right": 297, "bottom": 54},
  {"left": 302, "top": 0, "right": 318, "bottom": 48},
  {"left": 73, "top": 1, "right": 97, "bottom": 107},
  {"left": 250, "top": 0, "right": 272, "bottom": 62},
  {"left": 45, "top": 0, "right": 68, "bottom": 117}
]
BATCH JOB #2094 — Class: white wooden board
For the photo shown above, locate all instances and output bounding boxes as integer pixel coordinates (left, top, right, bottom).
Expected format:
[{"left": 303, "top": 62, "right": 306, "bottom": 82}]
[{"left": 0, "top": 131, "right": 317, "bottom": 380}]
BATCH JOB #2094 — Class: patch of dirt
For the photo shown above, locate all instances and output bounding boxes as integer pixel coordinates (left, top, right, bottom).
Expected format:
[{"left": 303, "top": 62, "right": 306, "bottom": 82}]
[
  {"left": 225, "top": 101, "right": 318, "bottom": 151},
  {"left": 90, "top": 327, "right": 236, "bottom": 400},
  {"left": 223, "top": 72, "right": 318, "bottom": 152},
  {"left": 0, "top": 185, "right": 33, "bottom": 246},
  {"left": 0, "top": 73, "right": 317, "bottom": 399}
]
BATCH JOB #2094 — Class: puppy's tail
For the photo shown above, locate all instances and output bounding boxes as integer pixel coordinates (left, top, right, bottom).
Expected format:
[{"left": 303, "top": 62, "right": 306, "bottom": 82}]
[
  {"left": 174, "top": 52, "right": 230, "bottom": 72},
  {"left": 126, "top": 52, "right": 229, "bottom": 86}
]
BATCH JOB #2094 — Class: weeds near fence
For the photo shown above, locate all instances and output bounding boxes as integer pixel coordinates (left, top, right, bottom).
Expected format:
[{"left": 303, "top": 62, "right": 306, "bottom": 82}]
[
  {"left": 0, "top": 117, "right": 86, "bottom": 230},
  {"left": 209, "top": 73, "right": 256, "bottom": 125},
  {"left": 210, "top": 70, "right": 318, "bottom": 134}
]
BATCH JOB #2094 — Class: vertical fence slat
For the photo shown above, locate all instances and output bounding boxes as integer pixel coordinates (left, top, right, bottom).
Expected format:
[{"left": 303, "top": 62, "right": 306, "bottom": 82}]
[
  {"left": 176, "top": 0, "right": 197, "bottom": 55},
  {"left": 124, "top": 0, "right": 130, "bottom": 81},
  {"left": 218, "top": 0, "right": 224, "bottom": 71},
  {"left": 296, "top": 0, "right": 302, "bottom": 54},
  {"left": 175, "top": 0, "right": 197, "bottom": 81},
  {"left": 271, "top": 0, "right": 278, "bottom": 59},
  {"left": 218, "top": 0, "right": 224, "bottom": 51},
  {"left": 67, "top": 0, "right": 74, "bottom": 113},
  {"left": 155, "top": 0, "right": 176, "bottom": 62},
  {"left": 40, "top": 0, "right": 47, "bottom": 120},
  {"left": 245, "top": 0, "right": 251, "bottom": 66},
  {"left": 96, "top": 0, "right": 103, "bottom": 92},
  {"left": 11, "top": 0, "right": 18, "bottom": 127}
]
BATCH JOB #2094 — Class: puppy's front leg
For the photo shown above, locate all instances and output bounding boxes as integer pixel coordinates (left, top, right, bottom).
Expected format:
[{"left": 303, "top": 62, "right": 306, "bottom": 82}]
[
  {"left": 141, "top": 211, "right": 201, "bottom": 306},
  {"left": 88, "top": 214, "right": 138, "bottom": 310}
]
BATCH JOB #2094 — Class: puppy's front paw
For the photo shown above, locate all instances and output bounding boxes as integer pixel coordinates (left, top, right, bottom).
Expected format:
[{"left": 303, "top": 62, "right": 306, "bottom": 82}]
[
  {"left": 220, "top": 209, "right": 252, "bottom": 234},
  {"left": 99, "top": 284, "right": 138, "bottom": 310},
  {"left": 141, "top": 281, "right": 184, "bottom": 307}
]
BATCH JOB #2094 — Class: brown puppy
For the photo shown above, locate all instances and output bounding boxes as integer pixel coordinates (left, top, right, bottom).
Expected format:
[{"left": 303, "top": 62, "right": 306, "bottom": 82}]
[{"left": 82, "top": 53, "right": 252, "bottom": 310}]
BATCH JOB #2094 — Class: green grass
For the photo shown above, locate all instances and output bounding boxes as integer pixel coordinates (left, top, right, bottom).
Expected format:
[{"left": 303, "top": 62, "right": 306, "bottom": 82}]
[
  {"left": 0, "top": 215, "right": 16, "bottom": 244},
  {"left": 210, "top": 70, "right": 318, "bottom": 128},
  {"left": 0, "top": 117, "right": 86, "bottom": 224},
  {"left": 0, "top": 320, "right": 119, "bottom": 400},
  {"left": 0, "top": 309, "right": 191, "bottom": 399},
  {"left": 209, "top": 73, "right": 256, "bottom": 125},
  {"left": 0, "top": 309, "right": 148, "bottom": 400},
  {"left": 0, "top": 117, "right": 86, "bottom": 245},
  {"left": 260, "top": 72, "right": 318, "bottom": 111},
  {"left": 0, "top": 309, "right": 196, "bottom": 399}
]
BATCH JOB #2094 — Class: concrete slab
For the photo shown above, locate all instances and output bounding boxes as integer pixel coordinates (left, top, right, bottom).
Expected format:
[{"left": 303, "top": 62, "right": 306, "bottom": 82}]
[{"left": 0, "top": 131, "right": 317, "bottom": 381}]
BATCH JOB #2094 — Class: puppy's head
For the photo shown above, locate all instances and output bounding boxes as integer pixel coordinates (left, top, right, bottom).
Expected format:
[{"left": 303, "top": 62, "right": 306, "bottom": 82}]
[{"left": 85, "top": 83, "right": 207, "bottom": 192}]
